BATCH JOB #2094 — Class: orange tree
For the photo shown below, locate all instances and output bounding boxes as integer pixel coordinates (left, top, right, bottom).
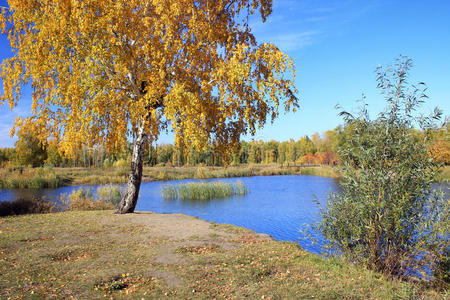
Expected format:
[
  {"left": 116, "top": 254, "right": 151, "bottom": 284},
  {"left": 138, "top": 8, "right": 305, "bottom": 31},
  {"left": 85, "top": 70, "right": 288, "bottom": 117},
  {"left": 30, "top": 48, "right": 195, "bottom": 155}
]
[
  {"left": 430, "top": 139, "right": 450, "bottom": 164},
  {"left": 0, "top": 0, "right": 298, "bottom": 213},
  {"left": 429, "top": 122, "right": 450, "bottom": 165}
]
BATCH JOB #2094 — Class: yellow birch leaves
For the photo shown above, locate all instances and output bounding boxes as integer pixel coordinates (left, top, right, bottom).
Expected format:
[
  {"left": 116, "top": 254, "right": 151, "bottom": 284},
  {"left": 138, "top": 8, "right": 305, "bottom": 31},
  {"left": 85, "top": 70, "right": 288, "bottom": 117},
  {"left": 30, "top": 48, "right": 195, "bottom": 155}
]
[{"left": 0, "top": 0, "right": 298, "bottom": 160}]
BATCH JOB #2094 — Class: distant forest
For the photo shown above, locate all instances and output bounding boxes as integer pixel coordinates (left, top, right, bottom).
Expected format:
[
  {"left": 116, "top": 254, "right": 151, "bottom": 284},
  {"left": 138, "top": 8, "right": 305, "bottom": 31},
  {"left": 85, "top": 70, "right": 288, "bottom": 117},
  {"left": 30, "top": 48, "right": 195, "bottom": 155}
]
[{"left": 0, "top": 122, "right": 448, "bottom": 168}]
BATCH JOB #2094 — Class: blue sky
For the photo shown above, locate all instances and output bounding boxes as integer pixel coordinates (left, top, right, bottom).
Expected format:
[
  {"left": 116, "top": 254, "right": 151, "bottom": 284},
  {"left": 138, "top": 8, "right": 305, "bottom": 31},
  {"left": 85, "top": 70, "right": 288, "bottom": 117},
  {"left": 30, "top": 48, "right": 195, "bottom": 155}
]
[{"left": 0, "top": 0, "right": 449, "bottom": 147}]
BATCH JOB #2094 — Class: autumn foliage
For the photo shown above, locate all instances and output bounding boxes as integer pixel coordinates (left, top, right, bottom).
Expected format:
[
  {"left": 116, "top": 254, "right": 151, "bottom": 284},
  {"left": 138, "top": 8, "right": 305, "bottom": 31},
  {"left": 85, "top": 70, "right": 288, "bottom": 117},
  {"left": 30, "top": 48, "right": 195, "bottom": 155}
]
[
  {"left": 430, "top": 140, "right": 450, "bottom": 164},
  {"left": 429, "top": 124, "right": 450, "bottom": 165},
  {"left": 1, "top": 0, "right": 298, "bottom": 212},
  {"left": 0, "top": 0, "right": 298, "bottom": 159}
]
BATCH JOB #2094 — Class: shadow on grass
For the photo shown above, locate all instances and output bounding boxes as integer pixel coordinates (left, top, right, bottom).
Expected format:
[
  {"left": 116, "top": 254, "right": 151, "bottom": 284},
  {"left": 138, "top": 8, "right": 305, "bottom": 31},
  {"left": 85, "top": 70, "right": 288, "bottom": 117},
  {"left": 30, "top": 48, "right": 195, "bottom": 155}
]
[{"left": 0, "top": 197, "right": 56, "bottom": 217}]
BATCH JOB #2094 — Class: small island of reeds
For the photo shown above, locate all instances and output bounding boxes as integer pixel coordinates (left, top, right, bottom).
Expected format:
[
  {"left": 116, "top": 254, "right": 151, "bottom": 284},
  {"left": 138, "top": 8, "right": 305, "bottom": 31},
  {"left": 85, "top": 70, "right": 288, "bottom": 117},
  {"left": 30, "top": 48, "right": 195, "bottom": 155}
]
[{"left": 161, "top": 181, "right": 248, "bottom": 201}]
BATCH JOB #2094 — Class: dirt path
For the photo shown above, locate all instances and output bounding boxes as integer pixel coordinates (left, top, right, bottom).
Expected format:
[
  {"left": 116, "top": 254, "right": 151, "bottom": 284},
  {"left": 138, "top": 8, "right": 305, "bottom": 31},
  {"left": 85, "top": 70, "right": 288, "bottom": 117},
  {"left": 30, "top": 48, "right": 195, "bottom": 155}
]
[{"left": 122, "top": 212, "right": 271, "bottom": 286}]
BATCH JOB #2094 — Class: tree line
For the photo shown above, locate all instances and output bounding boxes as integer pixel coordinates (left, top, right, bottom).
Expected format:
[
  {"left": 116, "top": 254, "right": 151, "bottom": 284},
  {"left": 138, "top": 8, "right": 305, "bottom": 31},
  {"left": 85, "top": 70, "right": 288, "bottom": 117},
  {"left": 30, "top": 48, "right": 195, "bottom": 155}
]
[{"left": 1, "top": 122, "right": 448, "bottom": 168}]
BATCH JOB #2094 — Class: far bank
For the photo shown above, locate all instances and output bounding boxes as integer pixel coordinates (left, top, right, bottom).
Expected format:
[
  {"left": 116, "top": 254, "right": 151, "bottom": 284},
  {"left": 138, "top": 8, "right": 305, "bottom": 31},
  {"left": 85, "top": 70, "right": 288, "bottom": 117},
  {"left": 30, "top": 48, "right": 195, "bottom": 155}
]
[{"left": 0, "top": 164, "right": 340, "bottom": 189}]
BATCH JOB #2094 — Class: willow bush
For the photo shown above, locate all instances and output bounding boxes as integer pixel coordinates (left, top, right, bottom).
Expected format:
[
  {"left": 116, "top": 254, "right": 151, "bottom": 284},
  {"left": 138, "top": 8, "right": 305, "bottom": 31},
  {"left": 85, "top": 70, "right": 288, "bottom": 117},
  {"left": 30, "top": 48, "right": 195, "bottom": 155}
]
[{"left": 319, "top": 57, "right": 449, "bottom": 283}]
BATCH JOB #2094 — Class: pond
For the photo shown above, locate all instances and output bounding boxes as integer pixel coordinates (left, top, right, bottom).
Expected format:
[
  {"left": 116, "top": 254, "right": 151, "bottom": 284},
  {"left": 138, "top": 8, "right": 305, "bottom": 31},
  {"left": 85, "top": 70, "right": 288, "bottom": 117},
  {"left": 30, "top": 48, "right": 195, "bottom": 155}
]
[
  {"left": 0, "top": 175, "right": 339, "bottom": 253},
  {"left": 1, "top": 176, "right": 448, "bottom": 254}
]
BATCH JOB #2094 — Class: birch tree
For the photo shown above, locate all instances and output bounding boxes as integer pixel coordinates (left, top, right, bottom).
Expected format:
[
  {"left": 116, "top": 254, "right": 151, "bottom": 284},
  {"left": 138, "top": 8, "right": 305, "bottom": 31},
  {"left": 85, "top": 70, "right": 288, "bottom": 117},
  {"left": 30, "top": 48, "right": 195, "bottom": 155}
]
[{"left": 0, "top": 0, "right": 298, "bottom": 213}]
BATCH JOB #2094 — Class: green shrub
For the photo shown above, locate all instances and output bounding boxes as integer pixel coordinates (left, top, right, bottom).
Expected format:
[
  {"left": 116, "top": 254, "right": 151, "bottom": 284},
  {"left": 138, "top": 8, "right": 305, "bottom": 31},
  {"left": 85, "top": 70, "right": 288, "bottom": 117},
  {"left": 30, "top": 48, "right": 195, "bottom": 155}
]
[
  {"left": 318, "top": 57, "right": 449, "bottom": 283},
  {"left": 113, "top": 159, "right": 128, "bottom": 168},
  {"left": 103, "top": 158, "right": 113, "bottom": 168}
]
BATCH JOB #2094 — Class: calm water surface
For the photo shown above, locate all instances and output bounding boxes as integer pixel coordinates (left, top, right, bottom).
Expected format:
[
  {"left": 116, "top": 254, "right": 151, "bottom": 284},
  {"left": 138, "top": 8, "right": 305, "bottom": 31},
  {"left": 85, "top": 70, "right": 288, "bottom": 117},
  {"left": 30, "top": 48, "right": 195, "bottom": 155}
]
[
  {"left": 0, "top": 175, "right": 339, "bottom": 252},
  {"left": 3, "top": 176, "right": 447, "bottom": 253}
]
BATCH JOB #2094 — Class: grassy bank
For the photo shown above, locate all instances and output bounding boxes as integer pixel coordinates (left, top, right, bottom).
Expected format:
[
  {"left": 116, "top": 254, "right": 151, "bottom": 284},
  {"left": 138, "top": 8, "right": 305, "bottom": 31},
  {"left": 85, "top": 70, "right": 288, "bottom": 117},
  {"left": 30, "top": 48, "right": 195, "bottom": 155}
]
[
  {"left": 0, "top": 211, "right": 445, "bottom": 299},
  {"left": 0, "top": 164, "right": 340, "bottom": 188},
  {"left": 69, "top": 164, "right": 340, "bottom": 185},
  {"left": 1, "top": 164, "right": 447, "bottom": 189},
  {"left": 0, "top": 167, "right": 66, "bottom": 189}
]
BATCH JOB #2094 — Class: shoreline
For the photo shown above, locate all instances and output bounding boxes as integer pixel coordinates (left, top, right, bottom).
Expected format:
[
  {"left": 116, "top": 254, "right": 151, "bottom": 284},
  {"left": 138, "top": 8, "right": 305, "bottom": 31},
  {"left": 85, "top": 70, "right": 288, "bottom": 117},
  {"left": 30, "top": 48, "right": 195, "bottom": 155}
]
[
  {"left": 0, "top": 164, "right": 340, "bottom": 189},
  {"left": 2, "top": 164, "right": 448, "bottom": 190},
  {"left": 0, "top": 210, "right": 442, "bottom": 299}
]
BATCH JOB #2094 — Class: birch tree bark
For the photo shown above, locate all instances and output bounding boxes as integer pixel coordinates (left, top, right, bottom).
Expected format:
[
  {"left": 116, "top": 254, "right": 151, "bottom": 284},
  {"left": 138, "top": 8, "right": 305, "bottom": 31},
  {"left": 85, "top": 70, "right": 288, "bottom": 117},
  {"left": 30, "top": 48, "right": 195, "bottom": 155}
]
[{"left": 115, "top": 120, "right": 148, "bottom": 214}]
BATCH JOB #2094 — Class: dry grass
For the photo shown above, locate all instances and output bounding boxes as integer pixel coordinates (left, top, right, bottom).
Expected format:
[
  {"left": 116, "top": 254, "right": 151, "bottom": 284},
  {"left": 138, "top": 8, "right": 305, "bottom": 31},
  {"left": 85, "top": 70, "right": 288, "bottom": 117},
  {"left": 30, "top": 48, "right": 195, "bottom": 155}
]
[
  {"left": 61, "top": 185, "right": 124, "bottom": 211},
  {"left": 0, "top": 164, "right": 340, "bottom": 188},
  {"left": 1, "top": 164, "right": 447, "bottom": 189},
  {"left": 0, "top": 211, "right": 445, "bottom": 299},
  {"left": 56, "top": 164, "right": 340, "bottom": 185},
  {"left": 435, "top": 165, "right": 450, "bottom": 182},
  {"left": 0, "top": 167, "right": 66, "bottom": 189}
]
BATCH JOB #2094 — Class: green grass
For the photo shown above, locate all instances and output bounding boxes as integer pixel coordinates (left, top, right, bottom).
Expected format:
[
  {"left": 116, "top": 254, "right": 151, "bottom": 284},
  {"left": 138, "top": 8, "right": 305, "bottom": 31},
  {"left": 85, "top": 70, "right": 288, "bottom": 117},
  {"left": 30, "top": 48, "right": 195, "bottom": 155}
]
[
  {"left": 0, "top": 211, "right": 445, "bottom": 299},
  {"left": 162, "top": 181, "right": 248, "bottom": 201}
]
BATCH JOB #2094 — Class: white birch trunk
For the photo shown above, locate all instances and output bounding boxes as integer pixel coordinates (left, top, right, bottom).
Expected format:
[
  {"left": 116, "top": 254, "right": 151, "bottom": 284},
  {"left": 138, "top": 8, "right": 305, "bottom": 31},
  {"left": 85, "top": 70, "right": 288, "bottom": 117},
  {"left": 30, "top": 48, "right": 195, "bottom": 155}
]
[{"left": 115, "top": 120, "right": 147, "bottom": 214}]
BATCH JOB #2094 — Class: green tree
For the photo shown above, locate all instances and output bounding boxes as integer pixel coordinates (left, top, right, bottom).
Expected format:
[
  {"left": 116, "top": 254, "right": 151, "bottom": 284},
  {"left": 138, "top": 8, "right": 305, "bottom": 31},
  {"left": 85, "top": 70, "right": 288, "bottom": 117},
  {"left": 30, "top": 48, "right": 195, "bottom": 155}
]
[
  {"left": 239, "top": 141, "right": 249, "bottom": 164},
  {"left": 310, "top": 132, "right": 321, "bottom": 153},
  {"left": 319, "top": 57, "right": 449, "bottom": 280},
  {"left": 172, "top": 146, "right": 185, "bottom": 167},
  {"left": 45, "top": 141, "right": 63, "bottom": 167},
  {"left": 321, "top": 130, "right": 337, "bottom": 153},
  {"left": 296, "top": 136, "right": 314, "bottom": 159},
  {"left": 286, "top": 138, "right": 296, "bottom": 163},
  {"left": 0, "top": 147, "right": 14, "bottom": 167},
  {"left": 146, "top": 144, "right": 158, "bottom": 166},
  {"left": 247, "top": 141, "right": 260, "bottom": 164},
  {"left": 277, "top": 141, "right": 288, "bottom": 164},
  {"left": 13, "top": 127, "right": 47, "bottom": 167},
  {"left": 263, "top": 140, "right": 278, "bottom": 164},
  {"left": 156, "top": 144, "right": 174, "bottom": 165}
]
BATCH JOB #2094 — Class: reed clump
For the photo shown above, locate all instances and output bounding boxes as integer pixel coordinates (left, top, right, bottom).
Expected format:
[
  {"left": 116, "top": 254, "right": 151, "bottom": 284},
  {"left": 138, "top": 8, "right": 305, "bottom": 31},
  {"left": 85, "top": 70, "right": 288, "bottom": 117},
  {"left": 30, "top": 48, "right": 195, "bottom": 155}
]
[
  {"left": 61, "top": 185, "right": 124, "bottom": 211},
  {"left": 162, "top": 181, "right": 248, "bottom": 201},
  {"left": 96, "top": 184, "right": 124, "bottom": 207}
]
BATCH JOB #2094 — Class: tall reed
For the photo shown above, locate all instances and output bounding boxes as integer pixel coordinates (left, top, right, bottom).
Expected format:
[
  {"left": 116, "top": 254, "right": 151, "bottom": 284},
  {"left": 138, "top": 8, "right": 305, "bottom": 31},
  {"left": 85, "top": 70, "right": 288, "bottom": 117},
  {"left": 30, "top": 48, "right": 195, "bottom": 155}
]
[
  {"left": 61, "top": 184, "right": 124, "bottom": 210},
  {"left": 161, "top": 180, "right": 248, "bottom": 201}
]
